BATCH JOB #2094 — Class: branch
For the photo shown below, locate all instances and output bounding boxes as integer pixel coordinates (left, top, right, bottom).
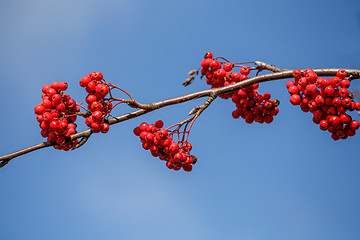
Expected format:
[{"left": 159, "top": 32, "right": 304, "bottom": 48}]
[{"left": 1, "top": 67, "right": 360, "bottom": 167}]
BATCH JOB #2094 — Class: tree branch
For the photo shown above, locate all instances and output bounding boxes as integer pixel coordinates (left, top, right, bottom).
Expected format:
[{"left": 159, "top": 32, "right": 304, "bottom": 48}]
[{"left": 1, "top": 67, "right": 359, "bottom": 167}]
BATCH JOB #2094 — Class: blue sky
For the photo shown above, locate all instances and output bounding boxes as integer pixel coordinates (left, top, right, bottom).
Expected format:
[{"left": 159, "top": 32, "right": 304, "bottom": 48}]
[{"left": 1, "top": 0, "right": 360, "bottom": 239}]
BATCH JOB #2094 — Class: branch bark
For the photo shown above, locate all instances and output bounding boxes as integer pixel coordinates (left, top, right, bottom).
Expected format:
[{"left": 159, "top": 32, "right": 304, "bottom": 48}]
[{"left": 1, "top": 67, "right": 360, "bottom": 167}]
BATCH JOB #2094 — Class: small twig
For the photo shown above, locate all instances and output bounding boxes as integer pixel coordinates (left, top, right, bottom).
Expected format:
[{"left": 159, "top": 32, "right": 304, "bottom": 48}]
[{"left": 77, "top": 103, "right": 91, "bottom": 114}]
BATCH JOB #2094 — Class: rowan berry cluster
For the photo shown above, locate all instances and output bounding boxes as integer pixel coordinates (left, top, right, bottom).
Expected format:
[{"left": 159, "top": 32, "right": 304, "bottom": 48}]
[
  {"left": 34, "top": 81, "right": 80, "bottom": 150},
  {"left": 199, "top": 52, "right": 279, "bottom": 123},
  {"left": 231, "top": 90, "right": 279, "bottom": 124},
  {"left": 79, "top": 72, "right": 111, "bottom": 133},
  {"left": 133, "top": 120, "right": 196, "bottom": 172},
  {"left": 287, "top": 69, "right": 360, "bottom": 140}
]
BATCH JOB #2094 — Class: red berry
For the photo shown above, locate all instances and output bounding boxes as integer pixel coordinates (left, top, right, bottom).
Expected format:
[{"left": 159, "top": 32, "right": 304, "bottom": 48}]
[
  {"left": 320, "top": 120, "right": 329, "bottom": 130},
  {"left": 336, "top": 69, "right": 347, "bottom": 79},
  {"left": 85, "top": 94, "right": 97, "bottom": 105},
  {"left": 330, "top": 77, "right": 341, "bottom": 88},
  {"left": 223, "top": 62, "right": 233, "bottom": 72},
  {"left": 133, "top": 127, "right": 141, "bottom": 136},
  {"left": 339, "top": 114, "right": 351, "bottom": 124},
  {"left": 139, "top": 122, "right": 149, "bottom": 132},
  {"left": 264, "top": 115, "right": 273, "bottom": 124},
  {"left": 91, "top": 122, "right": 101, "bottom": 132},
  {"left": 99, "top": 123, "right": 109, "bottom": 133},
  {"left": 298, "top": 77, "right": 307, "bottom": 86},
  {"left": 340, "top": 79, "right": 350, "bottom": 89},
  {"left": 350, "top": 120, "right": 359, "bottom": 130},
  {"left": 51, "top": 94, "right": 62, "bottom": 103},
  {"left": 329, "top": 116, "right": 340, "bottom": 125},
  {"left": 95, "top": 84, "right": 109, "bottom": 97},
  {"left": 41, "top": 99, "right": 52, "bottom": 109},
  {"left": 87, "top": 81, "right": 97, "bottom": 91},
  {"left": 342, "top": 98, "right": 351, "bottom": 108},
  {"left": 85, "top": 116, "right": 94, "bottom": 127},
  {"left": 338, "top": 88, "right": 349, "bottom": 98},
  {"left": 51, "top": 81, "right": 60, "bottom": 90},
  {"left": 155, "top": 120, "right": 164, "bottom": 128},
  {"left": 56, "top": 102, "right": 66, "bottom": 112},
  {"left": 50, "top": 120, "right": 58, "bottom": 130},
  {"left": 64, "top": 128, "right": 76, "bottom": 138},
  {"left": 332, "top": 97, "right": 342, "bottom": 107},
  {"left": 169, "top": 143, "right": 179, "bottom": 153},
  {"left": 240, "top": 66, "right": 250, "bottom": 75},
  {"left": 92, "top": 111, "right": 103, "bottom": 122},
  {"left": 306, "top": 71, "right": 318, "bottom": 83},
  {"left": 319, "top": 78, "right": 330, "bottom": 88},
  {"left": 182, "top": 164, "right": 193, "bottom": 172},
  {"left": 80, "top": 76, "right": 91, "bottom": 87},
  {"left": 46, "top": 88, "right": 57, "bottom": 98},
  {"left": 331, "top": 133, "right": 340, "bottom": 141},
  {"left": 324, "top": 86, "right": 335, "bottom": 96},
  {"left": 34, "top": 104, "right": 46, "bottom": 115},
  {"left": 286, "top": 81, "right": 295, "bottom": 89},
  {"left": 65, "top": 99, "right": 77, "bottom": 110},
  {"left": 232, "top": 72, "right": 241, "bottom": 82},
  {"left": 210, "top": 60, "right": 221, "bottom": 70},
  {"left": 315, "top": 95, "right": 325, "bottom": 106},
  {"left": 263, "top": 92, "right": 271, "bottom": 100},
  {"left": 42, "top": 84, "right": 51, "bottom": 94},
  {"left": 290, "top": 94, "right": 301, "bottom": 105},
  {"left": 201, "top": 58, "right": 212, "bottom": 68},
  {"left": 55, "top": 136, "right": 66, "bottom": 145},
  {"left": 292, "top": 69, "right": 302, "bottom": 79},
  {"left": 148, "top": 124, "right": 157, "bottom": 133},
  {"left": 204, "top": 52, "right": 213, "bottom": 59},
  {"left": 305, "top": 84, "right": 317, "bottom": 94},
  {"left": 59, "top": 82, "right": 68, "bottom": 91},
  {"left": 57, "top": 119, "right": 68, "bottom": 130},
  {"left": 215, "top": 69, "right": 226, "bottom": 79},
  {"left": 288, "top": 85, "right": 299, "bottom": 95}
]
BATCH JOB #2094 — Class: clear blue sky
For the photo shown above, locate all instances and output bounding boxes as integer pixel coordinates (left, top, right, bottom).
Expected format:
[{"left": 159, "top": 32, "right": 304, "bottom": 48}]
[{"left": 1, "top": 0, "right": 360, "bottom": 239}]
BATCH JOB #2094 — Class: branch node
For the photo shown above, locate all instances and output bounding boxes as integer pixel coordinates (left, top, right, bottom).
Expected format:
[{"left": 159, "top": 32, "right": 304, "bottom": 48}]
[{"left": 72, "top": 136, "right": 89, "bottom": 150}]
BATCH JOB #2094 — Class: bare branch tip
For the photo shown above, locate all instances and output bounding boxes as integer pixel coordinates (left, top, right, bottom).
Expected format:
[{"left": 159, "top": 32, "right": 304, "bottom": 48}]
[
  {"left": 183, "top": 76, "right": 195, "bottom": 87},
  {"left": 188, "top": 69, "right": 197, "bottom": 75}
]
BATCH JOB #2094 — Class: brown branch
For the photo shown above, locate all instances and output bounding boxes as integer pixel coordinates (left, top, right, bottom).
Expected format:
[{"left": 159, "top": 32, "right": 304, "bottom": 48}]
[
  {"left": 1, "top": 67, "right": 360, "bottom": 167},
  {"left": 254, "top": 61, "right": 288, "bottom": 72},
  {"left": 0, "top": 141, "right": 55, "bottom": 167}
]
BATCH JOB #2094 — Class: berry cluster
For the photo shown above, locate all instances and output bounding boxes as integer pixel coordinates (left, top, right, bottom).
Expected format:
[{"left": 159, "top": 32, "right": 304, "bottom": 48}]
[
  {"left": 287, "top": 69, "right": 360, "bottom": 140},
  {"left": 199, "top": 52, "right": 279, "bottom": 123},
  {"left": 231, "top": 91, "right": 279, "bottom": 124},
  {"left": 133, "top": 120, "right": 196, "bottom": 172},
  {"left": 79, "top": 72, "right": 111, "bottom": 133},
  {"left": 34, "top": 81, "right": 80, "bottom": 150}
]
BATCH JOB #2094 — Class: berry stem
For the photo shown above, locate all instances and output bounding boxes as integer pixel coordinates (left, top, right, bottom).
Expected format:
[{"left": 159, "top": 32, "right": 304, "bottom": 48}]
[{"left": 107, "top": 82, "right": 134, "bottom": 100}]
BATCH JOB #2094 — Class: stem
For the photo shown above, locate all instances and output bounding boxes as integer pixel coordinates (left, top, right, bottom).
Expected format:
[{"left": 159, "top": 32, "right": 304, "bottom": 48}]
[{"left": 107, "top": 83, "right": 134, "bottom": 100}]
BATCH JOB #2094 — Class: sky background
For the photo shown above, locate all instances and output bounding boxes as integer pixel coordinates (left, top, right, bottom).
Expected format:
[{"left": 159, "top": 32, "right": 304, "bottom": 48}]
[{"left": 1, "top": 0, "right": 360, "bottom": 239}]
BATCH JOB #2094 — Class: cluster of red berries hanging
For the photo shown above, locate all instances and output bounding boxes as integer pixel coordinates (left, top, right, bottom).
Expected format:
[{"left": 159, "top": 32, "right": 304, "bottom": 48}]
[
  {"left": 79, "top": 72, "right": 111, "bottom": 134},
  {"left": 287, "top": 69, "right": 360, "bottom": 140},
  {"left": 34, "top": 81, "right": 80, "bottom": 150},
  {"left": 198, "top": 52, "right": 279, "bottom": 124},
  {"left": 133, "top": 120, "right": 197, "bottom": 172}
]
